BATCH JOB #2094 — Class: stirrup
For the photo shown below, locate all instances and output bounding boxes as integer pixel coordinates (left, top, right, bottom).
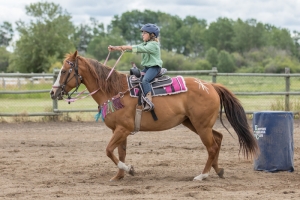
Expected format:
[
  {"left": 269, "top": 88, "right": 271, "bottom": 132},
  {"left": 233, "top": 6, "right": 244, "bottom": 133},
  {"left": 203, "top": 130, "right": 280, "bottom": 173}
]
[{"left": 142, "top": 97, "right": 154, "bottom": 111}]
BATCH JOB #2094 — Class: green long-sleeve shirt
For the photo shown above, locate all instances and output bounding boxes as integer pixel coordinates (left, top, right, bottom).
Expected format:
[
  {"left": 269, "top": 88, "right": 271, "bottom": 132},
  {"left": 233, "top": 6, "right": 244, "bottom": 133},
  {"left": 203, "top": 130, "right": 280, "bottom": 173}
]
[{"left": 131, "top": 41, "right": 163, "bottom": 67}]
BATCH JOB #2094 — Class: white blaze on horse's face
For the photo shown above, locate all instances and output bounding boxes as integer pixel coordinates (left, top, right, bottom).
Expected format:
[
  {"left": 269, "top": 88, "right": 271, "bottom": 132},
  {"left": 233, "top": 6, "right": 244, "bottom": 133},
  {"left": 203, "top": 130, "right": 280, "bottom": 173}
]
[
  {"left": 53, "top": 66, "right": 63, "bottom": 89},
  {"left": 50, "top": 66, "right": 63, "bottom": 99}
]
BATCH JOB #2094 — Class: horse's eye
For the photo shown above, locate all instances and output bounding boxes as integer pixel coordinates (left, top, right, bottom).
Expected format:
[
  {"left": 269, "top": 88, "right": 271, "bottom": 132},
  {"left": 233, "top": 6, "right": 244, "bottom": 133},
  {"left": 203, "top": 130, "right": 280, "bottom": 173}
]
[{"left": 61, "top": 70, "right": 67, "bottom": 74}]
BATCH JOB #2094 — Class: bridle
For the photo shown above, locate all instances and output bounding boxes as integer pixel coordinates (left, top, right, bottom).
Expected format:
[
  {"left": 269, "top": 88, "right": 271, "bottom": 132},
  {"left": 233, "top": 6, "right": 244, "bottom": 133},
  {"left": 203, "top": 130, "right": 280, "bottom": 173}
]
[
  {"left": 53, "top": 57, "right": 83, "bottom": 102},
  {"left": 52, "top": 50, "right": 127, "bottom": 103}
]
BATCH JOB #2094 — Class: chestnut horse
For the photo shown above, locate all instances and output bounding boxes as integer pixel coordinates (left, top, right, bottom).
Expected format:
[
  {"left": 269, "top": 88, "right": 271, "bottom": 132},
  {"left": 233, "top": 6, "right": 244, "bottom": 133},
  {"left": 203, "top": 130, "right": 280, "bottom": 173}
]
[{"left": 50, "top": 51, "right": 259, "bottom": 181}]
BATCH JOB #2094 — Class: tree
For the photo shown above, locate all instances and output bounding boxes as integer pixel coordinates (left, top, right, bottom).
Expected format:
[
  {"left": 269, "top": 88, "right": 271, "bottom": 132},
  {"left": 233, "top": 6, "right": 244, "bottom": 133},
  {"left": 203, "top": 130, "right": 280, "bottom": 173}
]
[
  {"left": 0, "top": 21, "right": 14, "bottom": 47},
  {"left": 204, "top": 17, "right": 235, "bottom": 52},
  {"left": 232, "top": 18, "right": 267, "bottom": 53},
  {"left": 268, "top": 28, "right": 297, "bottom": 56},
  {"left": 73, "top": 17, "right": 105, "bottom": 55},
  {"left": 217, "top": 50, "right": 236, "bottom": 72},
  {"left": 87, "top": 30, "right": 125, "bottom": 61},
  {"left": 110, "top": 9, "right": 160, "bottom": 45},
  {"left": 181, "top": 16, "right": 207, "bottom": 56},
  {"left": 0, "top": 47, "right": 10, "bottom": 72},
  {"left": 0, "top": 21, "right": 12, "bottom": 72},
  {"left": 292, "top": 31, "right": 300, "bottom": 59},
  {"left": 73, "top": 24, "right": 93, "bottom": 55},
  {"left": 158, "top": 13, "right": 183, "bottom": 52},
  {"left": 9, "top": 2, "right": 75, "bottom": 73},
  {"left": 205, "top": 47, "right": 218, "bottom": 67}
]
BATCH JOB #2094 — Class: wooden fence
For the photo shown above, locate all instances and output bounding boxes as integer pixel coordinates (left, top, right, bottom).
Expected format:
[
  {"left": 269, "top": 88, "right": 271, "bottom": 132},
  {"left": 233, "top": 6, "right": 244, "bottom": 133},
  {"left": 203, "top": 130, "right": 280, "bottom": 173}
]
[{"left": 0, "top": 68, "right": 300, "bottom": 117}]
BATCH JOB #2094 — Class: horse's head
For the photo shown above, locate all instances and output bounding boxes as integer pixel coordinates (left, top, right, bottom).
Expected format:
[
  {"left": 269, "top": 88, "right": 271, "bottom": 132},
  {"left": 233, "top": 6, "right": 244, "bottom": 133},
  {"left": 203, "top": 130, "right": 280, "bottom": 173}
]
[{"left": 50, "top": 51, "right": 83, "bottom": 100}]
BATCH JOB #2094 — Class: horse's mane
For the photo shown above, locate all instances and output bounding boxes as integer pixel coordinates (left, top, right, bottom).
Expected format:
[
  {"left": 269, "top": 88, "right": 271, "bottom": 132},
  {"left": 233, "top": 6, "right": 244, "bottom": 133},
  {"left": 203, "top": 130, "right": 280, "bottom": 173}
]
[{"left": 65, "top": 53, "right": 127, "bottom": 97}]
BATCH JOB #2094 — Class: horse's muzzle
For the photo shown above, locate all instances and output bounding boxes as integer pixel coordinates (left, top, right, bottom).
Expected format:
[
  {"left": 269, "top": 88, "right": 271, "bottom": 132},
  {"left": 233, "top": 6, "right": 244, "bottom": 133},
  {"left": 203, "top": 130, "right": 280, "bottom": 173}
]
[{"left": 50, "top": 88, "right": 64, "bottom": 100}]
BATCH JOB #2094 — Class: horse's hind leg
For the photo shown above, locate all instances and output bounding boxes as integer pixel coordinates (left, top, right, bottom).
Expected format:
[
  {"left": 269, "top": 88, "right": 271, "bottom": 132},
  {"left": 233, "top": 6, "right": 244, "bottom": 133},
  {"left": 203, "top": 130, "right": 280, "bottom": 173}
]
[
  {"left": 212, "top": 129, "right": 224, "bottom": 178},
  {"left": 182, "top": 119, "right": 223, "bottom": 180}
]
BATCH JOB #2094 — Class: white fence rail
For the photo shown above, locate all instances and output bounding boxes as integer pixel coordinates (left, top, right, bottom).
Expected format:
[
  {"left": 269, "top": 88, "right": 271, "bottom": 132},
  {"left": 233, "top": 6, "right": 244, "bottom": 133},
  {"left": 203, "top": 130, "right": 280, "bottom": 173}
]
[{"left": 1, "top": 68, "right": 300, "bottom": 117}]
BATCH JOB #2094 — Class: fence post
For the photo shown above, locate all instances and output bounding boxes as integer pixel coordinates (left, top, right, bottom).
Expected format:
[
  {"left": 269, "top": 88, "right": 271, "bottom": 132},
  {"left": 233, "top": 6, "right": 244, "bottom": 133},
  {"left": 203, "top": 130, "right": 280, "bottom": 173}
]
[
  {"left": 212, "top": 67, "right": 217, "bottom": 83},
  {"left": 30, "top": 72, "right": 34, "bottom": 84},
  {"left": 52, "top": 69, "right": 59, "bottom": 112},
  {"left": 1, "top": 72, "right": 4, "bottom": 89},
  {"left": 17, "top": 78, "right": 21, "bottom": 89},
  {"left": 285, "top": 68, "right": 290, "bottom": 111}
]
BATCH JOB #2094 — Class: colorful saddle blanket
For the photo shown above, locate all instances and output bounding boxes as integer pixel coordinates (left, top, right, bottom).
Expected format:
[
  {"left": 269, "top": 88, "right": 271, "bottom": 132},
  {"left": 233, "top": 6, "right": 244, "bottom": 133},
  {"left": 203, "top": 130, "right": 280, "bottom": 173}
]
[{"left": 127, "top": 75, "right": 188, "bottom": 97}]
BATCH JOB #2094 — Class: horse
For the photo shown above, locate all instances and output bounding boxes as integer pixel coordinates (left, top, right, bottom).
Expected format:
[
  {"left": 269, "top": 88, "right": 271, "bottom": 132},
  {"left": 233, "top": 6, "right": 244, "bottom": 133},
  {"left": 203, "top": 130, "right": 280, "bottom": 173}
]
[{"left": 50, "top": 51, "right": 259, "bottom": 181}]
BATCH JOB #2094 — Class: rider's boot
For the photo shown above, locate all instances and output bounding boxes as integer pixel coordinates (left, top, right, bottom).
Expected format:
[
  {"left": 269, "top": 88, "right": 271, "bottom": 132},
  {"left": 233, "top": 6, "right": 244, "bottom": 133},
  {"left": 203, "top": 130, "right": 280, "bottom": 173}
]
[{"left": 143, "top": 92, "right": 154, "bottom": 111}]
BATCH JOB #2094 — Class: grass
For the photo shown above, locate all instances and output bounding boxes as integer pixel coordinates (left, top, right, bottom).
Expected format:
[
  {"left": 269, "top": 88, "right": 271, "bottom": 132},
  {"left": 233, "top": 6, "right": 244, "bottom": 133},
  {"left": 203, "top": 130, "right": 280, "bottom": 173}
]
[
  {"left": 0, "top": 93, "right": 298, "bottom": 113},
  {"left": 195, "top": 75, "right": 300, "bottom": 92},
  {"left": 1, "top": 74, "right": 300, "bottom": 121},
  {"left": 0, "top": 98, "right": 97, "bottom": 112},
  {"left": 0, "top": 82, "right": 87, "bottom": 99},
  {"left": 0, "top": 97, "right": 97, "bottom": 122}
]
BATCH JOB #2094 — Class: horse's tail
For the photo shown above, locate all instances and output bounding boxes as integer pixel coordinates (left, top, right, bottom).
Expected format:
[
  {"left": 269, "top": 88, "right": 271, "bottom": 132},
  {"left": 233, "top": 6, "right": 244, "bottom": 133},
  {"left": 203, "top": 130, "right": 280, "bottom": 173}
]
[{"left": 212, "top": 83, "right": 259, "bottom": 159}]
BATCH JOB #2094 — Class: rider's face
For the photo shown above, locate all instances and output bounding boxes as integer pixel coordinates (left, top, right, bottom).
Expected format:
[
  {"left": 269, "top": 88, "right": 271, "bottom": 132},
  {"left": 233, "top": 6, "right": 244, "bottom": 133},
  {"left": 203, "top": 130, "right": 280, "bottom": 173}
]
[{"left": 142, "top": 31, "right": 150, "bottom": 42}]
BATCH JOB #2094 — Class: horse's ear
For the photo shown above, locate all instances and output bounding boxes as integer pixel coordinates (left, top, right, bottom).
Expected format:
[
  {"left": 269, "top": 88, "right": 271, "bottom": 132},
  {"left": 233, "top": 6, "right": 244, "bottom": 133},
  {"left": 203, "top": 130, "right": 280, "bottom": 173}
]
[{"left": 73, "top": 50, "right": 78, "bottom": 58}]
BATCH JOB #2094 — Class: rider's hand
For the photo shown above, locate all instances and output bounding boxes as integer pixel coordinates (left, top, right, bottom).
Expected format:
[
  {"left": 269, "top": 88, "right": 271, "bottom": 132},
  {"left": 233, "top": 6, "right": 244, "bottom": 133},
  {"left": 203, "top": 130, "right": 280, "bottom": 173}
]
[
  {"left": 108, "top": 45, "right": 123, "bottom": 52},
  {"left": 108, "top": 45, "right": 115, "bottom": 52}
]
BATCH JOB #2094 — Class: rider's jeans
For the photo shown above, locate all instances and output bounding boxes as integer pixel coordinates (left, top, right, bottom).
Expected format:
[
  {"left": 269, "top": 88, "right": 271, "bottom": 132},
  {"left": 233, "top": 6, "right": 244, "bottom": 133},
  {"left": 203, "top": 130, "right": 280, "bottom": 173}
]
[{"left": 141, "top": 66, "right": 161, "bottom": 95}]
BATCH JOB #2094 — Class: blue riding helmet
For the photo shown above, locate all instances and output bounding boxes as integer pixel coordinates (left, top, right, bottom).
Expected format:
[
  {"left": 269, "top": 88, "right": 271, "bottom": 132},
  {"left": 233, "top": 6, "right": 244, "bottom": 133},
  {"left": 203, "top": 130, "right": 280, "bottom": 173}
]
[{"left": 140, "top": 23, "right": 160, "bottom": 37}]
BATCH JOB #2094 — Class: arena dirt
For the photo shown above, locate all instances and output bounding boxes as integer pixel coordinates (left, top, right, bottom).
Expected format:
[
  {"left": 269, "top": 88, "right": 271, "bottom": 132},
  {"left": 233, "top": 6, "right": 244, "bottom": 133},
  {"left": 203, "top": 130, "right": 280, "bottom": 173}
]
[{"left": 1, "top": 119, "right": 300, "bottom": 199}]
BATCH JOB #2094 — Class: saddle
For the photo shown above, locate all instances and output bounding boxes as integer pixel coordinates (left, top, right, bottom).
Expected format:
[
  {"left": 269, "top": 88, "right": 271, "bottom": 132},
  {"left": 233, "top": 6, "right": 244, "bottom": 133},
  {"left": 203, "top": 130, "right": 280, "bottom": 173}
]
[
  {"left": 128, "top": 71, "right": 171, "bottom": 96},
  {"left": 127, "top": 65, "right": 188, "bottom": 132},
  {"left": 128, "top": 65, "right": 187, "bottom": 97}
]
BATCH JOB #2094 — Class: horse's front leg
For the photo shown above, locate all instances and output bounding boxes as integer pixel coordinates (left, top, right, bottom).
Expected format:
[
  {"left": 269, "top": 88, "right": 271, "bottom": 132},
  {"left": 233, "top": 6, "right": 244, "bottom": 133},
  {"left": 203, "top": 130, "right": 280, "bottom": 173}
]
[
  {"left": 106, "top": 127, "right": 134, "bottom": 181},
  {"left": 110, "top": 138, "right": 128, "bottom": 181}
]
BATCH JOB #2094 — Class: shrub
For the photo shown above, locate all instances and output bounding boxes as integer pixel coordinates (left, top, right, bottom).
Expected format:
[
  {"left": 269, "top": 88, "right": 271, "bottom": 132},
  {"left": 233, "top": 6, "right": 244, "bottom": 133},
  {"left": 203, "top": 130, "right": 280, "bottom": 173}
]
[
  {"left": 217, "top": 50, "right": 236, "bottom": 72},
  {"left": 205, "top": 47, "right": 218, "bottom": 67}
]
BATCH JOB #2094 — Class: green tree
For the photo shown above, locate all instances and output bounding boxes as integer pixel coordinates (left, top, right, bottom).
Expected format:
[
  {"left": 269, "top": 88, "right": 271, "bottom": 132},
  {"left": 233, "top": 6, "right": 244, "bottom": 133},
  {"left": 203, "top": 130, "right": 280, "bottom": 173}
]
[
  {"left": 231, "top": 52, "right": 246, "bottom": 68},
  {"left": 86, "top": 10, "right": 300, "bottom": 72},
  {"left": 87, "top": 30, "right": 125, "bottom": 62},
  {"left": 0, "top": 21, "right": 14, "bottom": 47},
  {"left": 158, "top": 13, "right": 183, "bottom": 52},
  {"left": 264, "top": 56, "right": 300, "bottom": 73},
  {"left": 193, "top": 59, "right": 211, "bottom": 70},
  {"left": 0, "top": 47, "right": 11, "bottom": 72},
  {"left": 204, "top": 17, "right": 235, "bottom": 52},
  {"left": 292, "top": 31, "right": 300, "bottom": 59},
  {"left": 161, "top": 50, "right": 186, "bottom": 70},
  {"left": 110, "top": 9, "right": 160, "bottom": 45},
  {"left": 9, "top": 2, "right": 75, "bottom": 73},
  {"left": 73, "top": 17, "right": 105, "bottom": 55},
  {"left": 183, "top": 20, "right": 206, "bottom": 57},
  {"left": 74, "top": 24, "right": 92, "bottom": 55},
  {"left": 232, "top": 18, "right": 266, "bottom": 53},
  {"left": 205, "top": 47, "right": 218, "bottom": 67},
  {"left": 268, "top": 28, "right": 297, "bottom": 56},
  {"left": 217, "top": 50, "right": 236, "bottom": 72}
]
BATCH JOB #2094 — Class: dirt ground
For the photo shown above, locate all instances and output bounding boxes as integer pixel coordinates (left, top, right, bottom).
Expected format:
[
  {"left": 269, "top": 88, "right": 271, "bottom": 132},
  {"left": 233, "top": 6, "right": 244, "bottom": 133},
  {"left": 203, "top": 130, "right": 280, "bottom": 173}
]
[{"left": 1, "top": 118, "right": 300, "bottom": 200}]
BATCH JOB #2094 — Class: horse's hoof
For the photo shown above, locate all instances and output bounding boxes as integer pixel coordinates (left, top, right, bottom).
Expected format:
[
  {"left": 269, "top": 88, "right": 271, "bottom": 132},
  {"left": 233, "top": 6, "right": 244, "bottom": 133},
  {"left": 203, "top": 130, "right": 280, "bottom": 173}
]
[
  {"left": 128, "top": 165, "right": 135, "bottom": 176},
  {"left": 109, "top": 175, "right": 124, "bottom": 181},
  {"left": 217, "top": 168, "right": 224, "bottom": 178},
  {"left": 193, "top": 173, "right": 208, "bottom": 181}
]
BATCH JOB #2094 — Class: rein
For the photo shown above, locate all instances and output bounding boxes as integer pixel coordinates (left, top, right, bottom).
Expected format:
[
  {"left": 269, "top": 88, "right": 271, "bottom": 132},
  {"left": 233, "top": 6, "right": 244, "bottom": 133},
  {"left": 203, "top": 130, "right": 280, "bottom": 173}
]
[
  {"left": 105, "top": 50, "right": 125, "bottom": 81},
  {"left": 63, "top": 88, "right": 100, "bottom": 103}
]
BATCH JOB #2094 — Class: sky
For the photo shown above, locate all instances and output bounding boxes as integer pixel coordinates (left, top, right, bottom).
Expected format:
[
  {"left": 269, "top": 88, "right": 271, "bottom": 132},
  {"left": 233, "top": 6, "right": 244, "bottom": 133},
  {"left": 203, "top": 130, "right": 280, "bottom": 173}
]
[{"left": 0, "top": 0, "right": 300, "bottom": 35}]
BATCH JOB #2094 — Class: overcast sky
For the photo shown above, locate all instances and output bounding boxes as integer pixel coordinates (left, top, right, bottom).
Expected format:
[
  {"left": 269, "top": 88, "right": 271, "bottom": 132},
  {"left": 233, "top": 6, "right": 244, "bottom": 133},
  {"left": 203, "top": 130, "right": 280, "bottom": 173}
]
[{"left": 1, "top": 0, "right": 300, "bottom": 33}]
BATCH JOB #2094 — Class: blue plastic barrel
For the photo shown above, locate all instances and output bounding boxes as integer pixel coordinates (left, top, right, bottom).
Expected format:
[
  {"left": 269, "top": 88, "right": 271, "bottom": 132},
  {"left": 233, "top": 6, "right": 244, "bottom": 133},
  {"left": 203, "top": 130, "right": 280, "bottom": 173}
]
[{"left": 253, "top": 111, "right": 294, "bottom": 172}]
